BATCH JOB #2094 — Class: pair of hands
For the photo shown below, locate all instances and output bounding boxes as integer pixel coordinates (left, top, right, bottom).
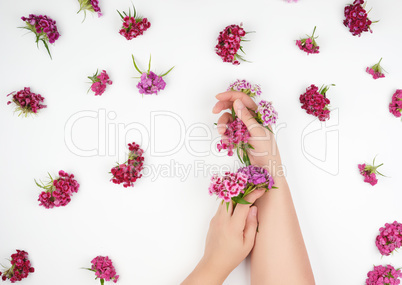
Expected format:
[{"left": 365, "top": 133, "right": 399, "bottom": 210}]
[{"left": 182, "top": 91, "right": 278, "bottom": 284}]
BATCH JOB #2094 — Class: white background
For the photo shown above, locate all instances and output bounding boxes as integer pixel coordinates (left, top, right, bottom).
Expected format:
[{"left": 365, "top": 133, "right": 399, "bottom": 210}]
[{"left": 1, "top": 0, "right": 402, "bottom": 284}]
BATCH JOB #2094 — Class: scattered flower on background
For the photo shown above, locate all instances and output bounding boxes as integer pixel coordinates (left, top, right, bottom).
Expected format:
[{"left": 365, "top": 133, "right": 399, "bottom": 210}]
[
  {"left": 20, "top": 14, "right": 60, "bottom": 59},
  {"left": 88, "top": 70, "right": 113, "bottom": 96},
  {"left": 300, "top": 84, "right": 333, "bottom": 121},
  {"left": 358, "top": 156, "right": 384, "bottom": 186},
  {"left": 256, "top": 100, "right": 278, "bottom": 132},
  {"left": 7, "top": 87, "right": 47, "bottom": 117},
  {"left": 365, "top": 265, "right": 402, "bottom": 285},
  {"left": 77, "top": 0, "right": 102, "bottom": 19},
  {"left": 111, "top": 142, "right": 144, "bottom": 188},
  {"left": 227, "top": 79, "right": 262, "bottom": 98},
  {"left": 296, "top": 26, "right": 320, "bottom": 55},
  {"left": 366, "top": 58, "right": 385, "bottom": 79},
  {"left": 344, "top": 0, "right": 375, "bottom": 37},
  {"left": 209, "top": 165, "right": 275, "bottom": 209},
  {"left": 217, "top": 118, "right": 251, "bottom": 164},
  {"left": 131, "top": 55, "right": 174, "bottom": 95},
  {"left": 118, "top": 5, "right": 150, "bottom": 40},
  {"left": 215, "top": 24, "right": 250, "bottom": 65},
  {"left": 375, "top": 221, "right": 402, "bottom": 256},
  {"left": 0, "top": 250, "right": 34, "bottom": 283},
  {"left": 389, "top": 90, "right": 402, "bottom": 118},
  {"left": 85, "top": 256, "right": 119, "bottom": 284},
  {"left": 35, "top": 170, "right": 80, "bottom": 209},
  {"left": 284, "top": 0, "right": 299, "bottom": 2}
]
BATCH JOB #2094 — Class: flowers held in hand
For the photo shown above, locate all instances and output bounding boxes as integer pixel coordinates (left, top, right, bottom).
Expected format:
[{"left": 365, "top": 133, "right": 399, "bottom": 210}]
[
  {"left": 256, "top": 100, "right": 278, "bottom": 130},
  {"left": 35, "top": 170, "right": 80, "bottom": 209},
  {"left": 375, "top": 221, "right": 402, "bottom": 256},
  {"left": 296, "top": 26, "right": 320, "bottom": 55},
  {"left": 358, "top": 157, "right": 384, "bottom": 186},
  {"left": 365, "top": 265, "right": 402, "bottom": 285},
  {"left": 227, "top": 79, "right": 262, "bottom": 98},
  {"left": 366, "top": 58, "right": 385, "bottom": 80},
  {"left": 300, "top": 84, "right": 333, "bottom": 121},
  {"left": 111, "top": 142, "right": 144, "bottom": 188},
  {"left": 77, "top": 0, "right": 102, "bottom": 19},
  {"left": 20, "top": 14, "right": 60, "bottom": 59},
  {"left": 344, "top": 0, "right": 374, "bottom": 37},
  {"left": 389, "top": 90, "right": 402, "bottom": 118},
  {"left": 131, "top": 55, "right": 174, "bottom": 95},
  {"left": 7, "top": 87, "right": 47, "bottom": 116},
  {"left": 209, "top": 165, "right": 275, "bottom": 207},
  {"left": 86, "top": 256, "right": 119, "bottom": 284},
  {"left": 0, "top": 250, "right": 34, "bottom": 282},
  {"left": 88, "top": 70, "right": 113, "bottom": 96},
  {"left": 215, "top": 24, "right": 249, "bottom": 65},
  {"left": 118, "top": 5, "right": 150, "bottom": 40}
]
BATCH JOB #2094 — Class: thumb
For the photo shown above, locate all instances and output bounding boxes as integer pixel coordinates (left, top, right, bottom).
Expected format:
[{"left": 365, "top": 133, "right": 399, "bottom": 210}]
[
  {"left": 243, "top": 206, "right": 258, "bottom": 249},
  {"left": 233, "top": 99, "right": 264, "bottom": 137}
]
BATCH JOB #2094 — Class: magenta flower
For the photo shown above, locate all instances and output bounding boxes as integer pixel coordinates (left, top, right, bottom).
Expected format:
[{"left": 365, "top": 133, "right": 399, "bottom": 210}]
[
  {"left": 358, "top": 157, "right": 384, "bottom": 186},
  {"left": 0, "top": 250, "right": 34, "bottom": 283},
  {"left": 237, "top": 165, "right": 274, "bottom": 189},
  {"left": 300, "top": 84, "right": 333, "bottom": 121},
  {"left": 376, "top": 221, "right": 402, "bottom": 256},
  {"left": 227, "top": 79, "right": 262, "bottom": 98},
  {"left": 7, "top": 87, "right": 47, "bottom": 117},
  {"left": 389, "top": 90, "right": 402, "bottom": 118},
  {"left": 88, "top": 70, "right": 112, "bottom": 96},
  {"left": 20, "top": 14, "right": 60, "bottom": 59},
  {"left": 256, "top": 100, "right": 278, "bottom": 131},
  {"left": 344, "top": 0, "right": 375, "bottom": 37},
  {"left": 77, "top": 0, "right": 102, "bottom": 19},
  {"left": 215, "top": 24, "right": 249, "bottom": 65},
  {"left": 132, "top": 55, "right": 174, "bottom": 96},
  {"left": 366, "top": 265, "right": 402, "bottom": 285},
  {"left": 366, "top": 58, "right": 385, "bottom": 79},
  {"left": 87, "top": 256, "right": 119, "bottom": 284},
  {"left": 118, "top": 5, "right": 150, "bottom": 40},
  {"left": 296, "top": 26, "right": 320, "bottom": 55},
  {"left": 35, "top": 170, "right": 80, "bottom": 209},
  {"left": 111, "top": 142, "right": 144, "bottom": 188}
]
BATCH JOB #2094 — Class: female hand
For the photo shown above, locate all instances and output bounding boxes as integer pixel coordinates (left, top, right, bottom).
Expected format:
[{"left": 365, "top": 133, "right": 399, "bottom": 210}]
[
  {"left": 213, "top": 91, "right": 282, "bottom": 175},
  {"left": 182, "top": 189, "right": 264, "bottom": 285}
]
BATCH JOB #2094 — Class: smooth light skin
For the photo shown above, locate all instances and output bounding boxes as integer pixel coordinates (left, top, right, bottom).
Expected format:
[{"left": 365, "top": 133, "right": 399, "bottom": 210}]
[{"left": 183, "top": 91, "right": 315, "bottom": 285}]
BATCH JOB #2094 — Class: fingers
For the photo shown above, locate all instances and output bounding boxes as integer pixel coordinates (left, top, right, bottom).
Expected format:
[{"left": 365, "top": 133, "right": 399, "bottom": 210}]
[
  {"left": 243, "top": 206, "right": 258, "bottom": 249},
  {"left": 233, "top": 99, "right": 265, "bottom": 137},
  {"left": 217, "top": 199, "right": 233, "bottom": 218},
  {"left": 216, "top": 112, "right": 232, "bottom": 135},
  {"left": 214, "top": 91, "right": 258, "bottom": 113},
  {"left": 231, "top": 189, "right": 265, "bottom": 229}
]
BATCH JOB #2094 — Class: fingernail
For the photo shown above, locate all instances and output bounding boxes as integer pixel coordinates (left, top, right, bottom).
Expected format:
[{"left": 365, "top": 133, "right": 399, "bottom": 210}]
[
  {"left": 251, "top": 207, "right": 257, "bottom": 216},
  {"left": 235, "top": 99, "right": 245, "bottom": 110}
]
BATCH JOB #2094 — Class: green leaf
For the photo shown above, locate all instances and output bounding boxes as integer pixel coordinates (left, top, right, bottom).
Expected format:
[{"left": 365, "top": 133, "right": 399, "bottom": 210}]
[
  {"left": 41, "top": 39, "right": 52, "bottom": 60},
  {"left": 34, "top": 179, "right": 44, "bottom": 189},
  {"left": 271, "top": 186, "right": 278, "bottom": 189},
  {"left": 231, "top": 106, "right": 236, "bottom": 120},
  {"left": 160, "top": 66, "right": 175, "bottom": 77},
  {"left": 117, "top": 10, "right": 124, "bottom": 20},
  {"left": 232, "top": 196, "right": 251, "bottom": 205},
  {"left": 147, "top": 55, "right": 152, "bottom": 73},
  {"left": 226, "top": 201, "right": 229, "bottom": 212},
  {"left": 131, "top": 55, "right": 143, "bottom": 74},
  {"left": 100, "top": 278, "right": 105, "bottom": 285}
]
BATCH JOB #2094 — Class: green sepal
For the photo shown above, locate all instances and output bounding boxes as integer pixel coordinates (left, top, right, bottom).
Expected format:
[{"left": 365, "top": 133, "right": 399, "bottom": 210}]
[{"left": 232, "top": 196, "right": 251, "bottom": 205}]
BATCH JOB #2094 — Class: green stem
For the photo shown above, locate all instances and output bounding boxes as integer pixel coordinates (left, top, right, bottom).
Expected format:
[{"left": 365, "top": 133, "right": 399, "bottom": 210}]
[{"left": 312, "top": 26, "right": 317, "bottom": 38}]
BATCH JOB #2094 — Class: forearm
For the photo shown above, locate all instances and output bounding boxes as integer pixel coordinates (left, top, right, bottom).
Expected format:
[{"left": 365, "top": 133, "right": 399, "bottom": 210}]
[
  {"left": 181, "top": 258, "right": 227, "bottom": 285},
  {"left": 251, "top": 175, "right": 315, "bottom": 284}
]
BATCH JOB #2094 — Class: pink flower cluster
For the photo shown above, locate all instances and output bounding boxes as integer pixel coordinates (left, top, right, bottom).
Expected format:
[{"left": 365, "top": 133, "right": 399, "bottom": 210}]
[
  {"left": 344, "top": 0, "right": 373, "bottom": 37},
  {"left": 215, "top": 24, "right": 247, "bottom": 65},
  {"left": 358, "top": 158, "right": 383, "bottom": 186},
  {"left": 227, "top": 79, "right": 262, "bottom": 98},
  {"left": 389, "top": 90, "right": 402, "bottom": 118},
  {"left": 111, "top": 142, "right": 144, "bottom": 188},
  {"left": 137, "top": 71, "right": 166, "bottom": 95},
  {"left": 21, "top": 14, "right": 60, "bottom": 44},
  {"left": 257, "top": 100, "right": 278, "bottom": 127},
  {"left": 90, "top": 0, "right": 102, "bottom": 17},
  {"left": 366, "top": 58, "right": 385, "bottom": 80},
  {"left": 366, "top": 265, "right": 402, "bottom": 285},
  {"left": 217, "top": 118, "right": 250, "bottom": 157},
  {"left": 7, "top": 87, "right": 47, "bottom": 116},
  {"left": 296, "top": 27, "right": 319, "bottom": 55},
  {"left": 118, "top": 7, "right": 150, "bottom": 40},
  {"left": 299, "top": 84, "right": 331, "bottom": 121},
  {"left": 376, "top": 221, "right": 402, "bottom": 256},
  {"left": 237, "top": 165, "right": 274, "bottom": 189},
  {"left": 91, "top": 256, "right": 119, "bottom": 283},
  {"left": 37, "top": 170, "right": 80, "bottom": 209},
  {"left": 0, "top": 250, "right": 34, "bottom": 283},
  {"left": 89, "top": 70, "right": 113, "bottom": 96},
  {"left": 77, "top": 0, "right": 102, "bottom": 18},
  {"left": 209, "top": 171, "right": 248, "bottom": 202}
]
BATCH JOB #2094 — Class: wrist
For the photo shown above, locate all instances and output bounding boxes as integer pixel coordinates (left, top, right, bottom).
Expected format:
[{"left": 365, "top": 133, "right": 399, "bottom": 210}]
[{"left": 182, "top": 257, "right": 228, "bottom": 285}]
